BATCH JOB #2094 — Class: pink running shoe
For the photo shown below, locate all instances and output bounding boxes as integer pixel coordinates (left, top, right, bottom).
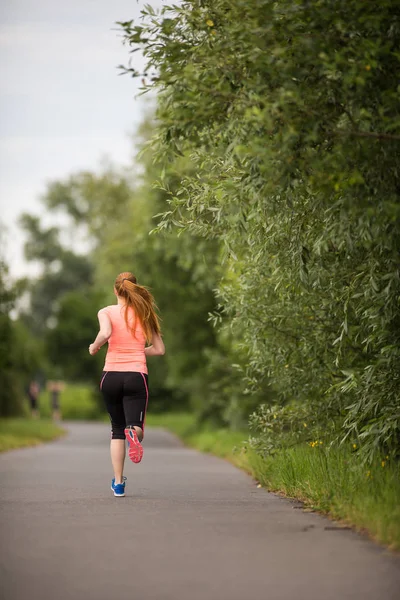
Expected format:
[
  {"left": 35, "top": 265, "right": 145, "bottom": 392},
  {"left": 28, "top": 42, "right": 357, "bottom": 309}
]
[{"left": 125, "top": 428, "right": 143, "bottom": 463}]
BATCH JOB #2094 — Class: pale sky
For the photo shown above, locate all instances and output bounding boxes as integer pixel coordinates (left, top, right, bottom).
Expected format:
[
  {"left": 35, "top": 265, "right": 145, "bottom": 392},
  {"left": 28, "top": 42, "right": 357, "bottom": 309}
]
[{"left": 0, "top": 0, "right": 166, "bottom": 277}]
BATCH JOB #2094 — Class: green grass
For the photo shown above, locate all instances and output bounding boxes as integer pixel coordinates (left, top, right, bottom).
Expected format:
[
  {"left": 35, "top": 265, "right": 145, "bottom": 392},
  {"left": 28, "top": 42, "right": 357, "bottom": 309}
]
[
  {"left": 146, "top": 412, "right": 198, "bottom": 437},
  {"left": 0, "top": 419, "right": 65, "bottom": 452},
  {"left": 38, "top": 384, "right": 102, "bottom": 420},
  {"left": 147, "top": 412, "right": 400, "bottom": 550},
  {"left": 146, "top": 412, "right": 248, "bottom": 462}
]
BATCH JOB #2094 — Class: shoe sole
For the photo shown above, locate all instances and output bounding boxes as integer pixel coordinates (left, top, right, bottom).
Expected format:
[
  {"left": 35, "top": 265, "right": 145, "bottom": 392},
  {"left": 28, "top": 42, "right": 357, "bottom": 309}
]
[
  {"left": 125, "top": 428, "right": 143, "bottom": 463},
  {"left": 111, "top": 484, "right": 125, "bottom": 497}
]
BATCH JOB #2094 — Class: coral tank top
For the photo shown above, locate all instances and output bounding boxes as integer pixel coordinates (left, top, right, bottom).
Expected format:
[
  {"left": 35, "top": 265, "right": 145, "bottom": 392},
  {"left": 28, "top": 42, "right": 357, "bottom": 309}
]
[{"left": 99, "top": 304, "right": 148, "bottom": 374}]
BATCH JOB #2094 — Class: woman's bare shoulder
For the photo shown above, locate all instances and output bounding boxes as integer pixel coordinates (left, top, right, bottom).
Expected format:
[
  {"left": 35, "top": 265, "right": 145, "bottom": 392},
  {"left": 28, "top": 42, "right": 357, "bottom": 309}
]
[{"left": 98, "top": 305, "right": 116, "bottom": 315}]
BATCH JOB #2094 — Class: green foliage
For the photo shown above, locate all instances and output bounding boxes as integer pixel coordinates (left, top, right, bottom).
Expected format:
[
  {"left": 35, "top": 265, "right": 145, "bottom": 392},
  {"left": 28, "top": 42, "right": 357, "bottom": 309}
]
[
  {"left": 46, "top": 290, "right": 105, "bottom": 382},
  {"left": 44, "top": 170, "right": 133, "bottom": 245},
  {"left": 119, "top": 0, "right": 400, "bottom": 460},
  {"left": 248, "top": 403, "right": 322, "bottom": 456},
  {"left": 19, "top": 213, "right": 93, "bottom": 335},
  {"left": 192, "top": 331, "right": 273, "bottom": 429},
  {"left": 0, "top": 274, "right": 21, "bottom": 416},
  {"left": 0, "top": 256, "right": 45, "bottom": 417}
]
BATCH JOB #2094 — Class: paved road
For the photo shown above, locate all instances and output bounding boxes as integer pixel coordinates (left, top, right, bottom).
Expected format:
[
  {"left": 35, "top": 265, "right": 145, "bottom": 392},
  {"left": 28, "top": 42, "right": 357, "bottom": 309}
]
[{"left": 0, "top": 423, "right": 399, "bottom": 600}]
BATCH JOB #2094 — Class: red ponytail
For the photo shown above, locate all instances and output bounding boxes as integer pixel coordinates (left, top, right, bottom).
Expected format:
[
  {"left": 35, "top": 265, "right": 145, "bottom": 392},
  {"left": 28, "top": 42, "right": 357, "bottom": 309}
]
[{"left": 114, "top": 272, "right": 161, "bottom": 343}]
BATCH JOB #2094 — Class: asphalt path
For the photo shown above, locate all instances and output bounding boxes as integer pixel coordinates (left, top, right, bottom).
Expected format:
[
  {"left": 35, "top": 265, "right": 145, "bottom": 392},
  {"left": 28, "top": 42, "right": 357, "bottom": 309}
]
[{"left": 0, "top": 422, "right": 399, "bottom": 600}]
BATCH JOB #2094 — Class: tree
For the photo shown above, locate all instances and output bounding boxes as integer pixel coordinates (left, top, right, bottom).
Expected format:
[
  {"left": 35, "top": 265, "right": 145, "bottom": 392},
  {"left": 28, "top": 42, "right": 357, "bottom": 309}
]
[
  {"left": 19, "top": 214, "right": 93, "bottom": 334},
  {"left": 0, "top": 253, "right": 44, "bottom": 416},
  {"left": 119, "top": 0, "right": 400, "bottom": 458},
  {"left": 46, "top": 289, "right": 105, "bottom": 381}
]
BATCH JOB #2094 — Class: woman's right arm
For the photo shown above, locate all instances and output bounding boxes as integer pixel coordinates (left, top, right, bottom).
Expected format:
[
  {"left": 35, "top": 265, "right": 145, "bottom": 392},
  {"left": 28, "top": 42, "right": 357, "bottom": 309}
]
[
  {"left": 144, "top": 333, "right": 165, "bottom": 356},
  {"left": 89, "top": 310, "right": 112, "bottom": 355}
]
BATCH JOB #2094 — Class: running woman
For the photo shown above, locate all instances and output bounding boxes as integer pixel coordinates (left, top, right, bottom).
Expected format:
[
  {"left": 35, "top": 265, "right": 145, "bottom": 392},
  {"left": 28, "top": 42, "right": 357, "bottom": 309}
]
[{"left": 88, "top": 272, "right": 165, "bottom": 497}]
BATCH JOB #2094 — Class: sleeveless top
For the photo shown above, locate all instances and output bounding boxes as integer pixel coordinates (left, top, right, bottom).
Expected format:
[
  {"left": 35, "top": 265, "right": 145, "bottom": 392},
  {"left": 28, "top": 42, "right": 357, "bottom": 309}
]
[{"left": 99, "top": 304, "right": 147, "bottom": 374}]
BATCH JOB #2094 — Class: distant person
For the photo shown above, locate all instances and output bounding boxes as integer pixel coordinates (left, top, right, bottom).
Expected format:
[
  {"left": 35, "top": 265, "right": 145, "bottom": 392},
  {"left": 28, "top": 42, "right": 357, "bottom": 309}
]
[
  {"left": 27, "top": 380, "right": 40, "bottom": 418},
  {"left": 47, "top": 381, "right": 65, "bottom": 421},
  {"left": 89, "top": 271, "right": 165, "bottom": 497}
]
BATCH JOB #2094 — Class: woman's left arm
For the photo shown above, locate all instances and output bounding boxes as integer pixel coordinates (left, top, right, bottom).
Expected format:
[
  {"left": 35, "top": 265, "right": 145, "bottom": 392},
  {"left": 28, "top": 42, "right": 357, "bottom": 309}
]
[{"left": 89, "top": 311, "right": 112, "bottom": 355}]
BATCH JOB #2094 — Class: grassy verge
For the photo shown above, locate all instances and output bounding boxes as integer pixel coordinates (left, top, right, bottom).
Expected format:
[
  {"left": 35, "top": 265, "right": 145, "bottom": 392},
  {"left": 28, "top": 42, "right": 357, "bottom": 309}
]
[
  {"left": 146, "top": 412, "right": 248, "bottom": 464},
  {"left": 147, "top": 412, "right": 400, "bottom": 550},
  {"left": 248, "top": 445, "right": 400, "bottom": 550},
  {"left": 0, "top": 419, "right": 65, "bottom": 452}
]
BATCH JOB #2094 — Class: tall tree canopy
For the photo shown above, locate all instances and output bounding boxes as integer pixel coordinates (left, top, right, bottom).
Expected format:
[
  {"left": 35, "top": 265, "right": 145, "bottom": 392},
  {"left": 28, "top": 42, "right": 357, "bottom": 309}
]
[{"left": 119, "top": 0, "right": 400, "bottom": 459}]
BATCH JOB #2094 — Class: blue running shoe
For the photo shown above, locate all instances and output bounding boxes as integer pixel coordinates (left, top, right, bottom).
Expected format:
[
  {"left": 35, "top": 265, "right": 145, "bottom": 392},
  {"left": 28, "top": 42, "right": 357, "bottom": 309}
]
[{"left": 111, "top": 476, "right": 127, "bottom": 497}]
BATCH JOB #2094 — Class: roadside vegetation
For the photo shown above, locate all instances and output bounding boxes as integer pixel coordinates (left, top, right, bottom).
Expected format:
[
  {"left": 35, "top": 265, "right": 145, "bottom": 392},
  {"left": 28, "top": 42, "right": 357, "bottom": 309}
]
[{"left": 0, "top": 419, "right": 65, "bottom": 452}]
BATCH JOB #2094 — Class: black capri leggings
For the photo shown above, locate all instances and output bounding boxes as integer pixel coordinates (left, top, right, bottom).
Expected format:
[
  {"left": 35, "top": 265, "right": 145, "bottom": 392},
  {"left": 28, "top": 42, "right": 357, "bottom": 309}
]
[{"left": 100, "top": 371, "right": 149, "bottom": 440}]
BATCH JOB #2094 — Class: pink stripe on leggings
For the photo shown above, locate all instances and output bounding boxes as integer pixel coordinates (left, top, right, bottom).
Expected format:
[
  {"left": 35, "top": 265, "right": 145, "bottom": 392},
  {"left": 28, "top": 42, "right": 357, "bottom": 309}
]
[
  {"left": 140, "top": 373, "right": 149, "bottom": 430},
  {"left": 100, "top": 371, "right": 108, "bottom": 390}
]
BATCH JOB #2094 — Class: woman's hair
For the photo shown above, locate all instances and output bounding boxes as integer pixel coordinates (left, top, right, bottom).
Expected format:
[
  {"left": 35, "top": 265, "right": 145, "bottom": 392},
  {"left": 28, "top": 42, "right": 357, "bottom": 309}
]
[{"left": 114, "top": 272, "right": 161, "bottom": 343}]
